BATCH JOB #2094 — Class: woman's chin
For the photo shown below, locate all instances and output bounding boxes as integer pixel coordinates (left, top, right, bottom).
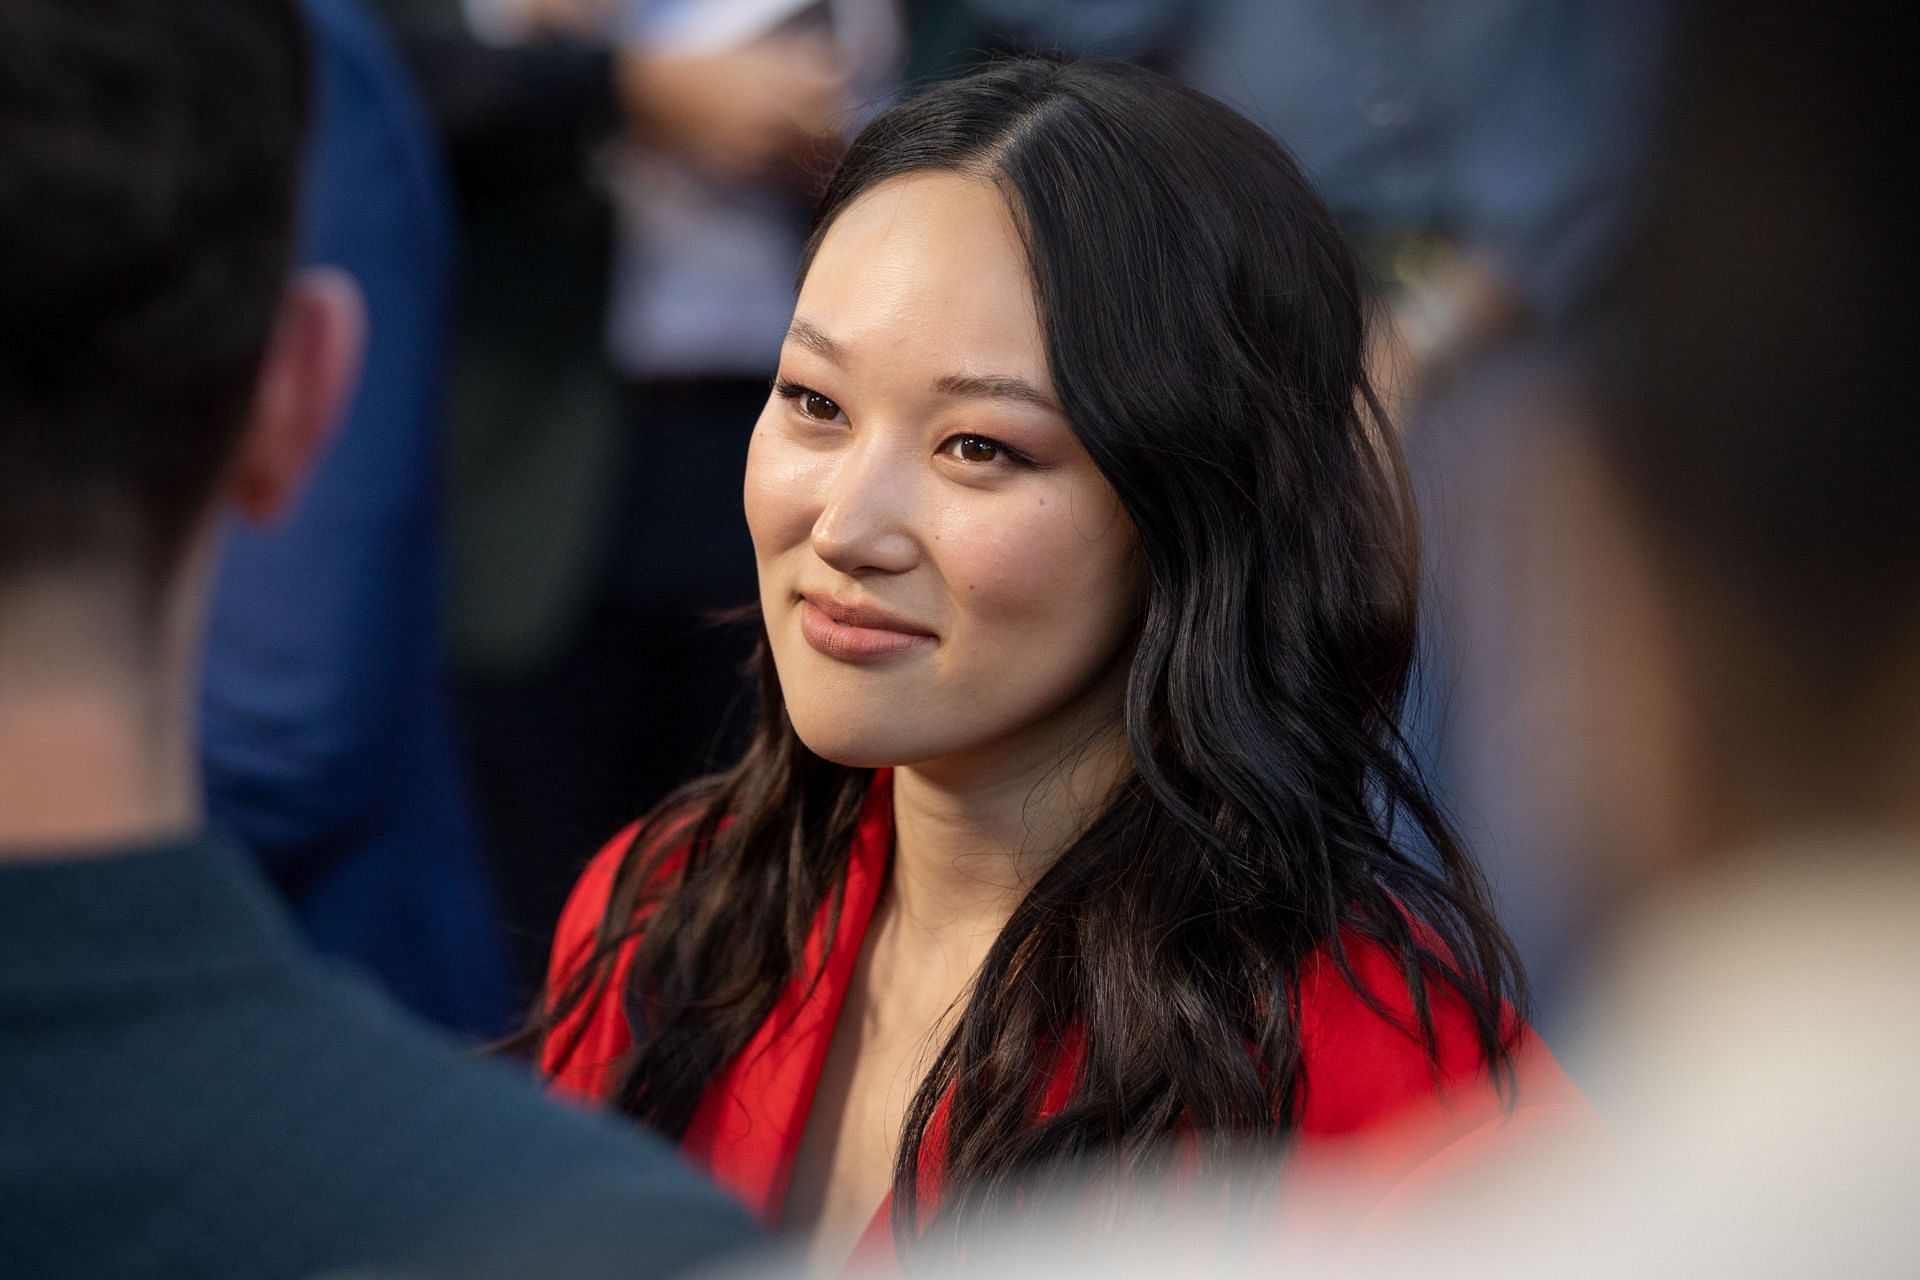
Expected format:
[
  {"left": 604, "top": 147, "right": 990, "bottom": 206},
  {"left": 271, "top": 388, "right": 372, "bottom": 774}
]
[
  {"left": 796, "top": 744, "right": 905, "bottom": 772},
  {"left": 787, "top": 716, "right": 930, "bottom": 772}
]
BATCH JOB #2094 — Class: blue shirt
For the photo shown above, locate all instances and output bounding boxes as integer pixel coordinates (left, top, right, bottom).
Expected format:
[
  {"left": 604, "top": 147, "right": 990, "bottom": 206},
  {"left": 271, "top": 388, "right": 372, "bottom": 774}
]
[{"left": 200, "top": 0, "right": 513, "bottom": 1037}]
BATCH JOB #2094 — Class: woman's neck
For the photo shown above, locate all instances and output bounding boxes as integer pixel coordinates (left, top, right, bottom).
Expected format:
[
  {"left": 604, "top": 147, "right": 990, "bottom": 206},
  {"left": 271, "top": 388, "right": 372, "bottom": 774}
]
[{"left": 888, "top": 720, "right": 1132, "bottom": 950}]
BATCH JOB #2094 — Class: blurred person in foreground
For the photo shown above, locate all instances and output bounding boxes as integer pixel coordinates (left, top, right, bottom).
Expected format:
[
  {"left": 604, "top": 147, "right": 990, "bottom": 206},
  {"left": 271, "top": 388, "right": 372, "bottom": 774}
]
[
  {"left": 1325, "top": 3, "right": 1917, "bottom": 1268},
  {"left": 531, "top": 58, "right": 1589, "bottom": 1277},
  {"left": 0, "top": 3, "right": 759, "bottom": 1276},
  {"left": 201, "top": 0, "right": 515, "bottom": 1039},
  {"left": 1397, "top": 2, "right": 1918, "bottom": 1269}
]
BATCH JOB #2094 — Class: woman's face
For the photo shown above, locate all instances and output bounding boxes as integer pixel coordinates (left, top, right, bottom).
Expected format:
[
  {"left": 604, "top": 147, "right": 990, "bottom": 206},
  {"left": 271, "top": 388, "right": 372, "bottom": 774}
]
[{"left": 744, "top": 171, "right": 1138, "bottom": 776}]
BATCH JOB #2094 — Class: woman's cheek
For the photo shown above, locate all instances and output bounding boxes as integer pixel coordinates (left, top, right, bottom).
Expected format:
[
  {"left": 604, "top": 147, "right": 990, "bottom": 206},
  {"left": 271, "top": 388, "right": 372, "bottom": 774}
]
[
  {"left": 940, "top": 499, "right": 1087, "bottom": 621},
  {"left": 744, "top": 430, "right": 827, "bottom": 556}
]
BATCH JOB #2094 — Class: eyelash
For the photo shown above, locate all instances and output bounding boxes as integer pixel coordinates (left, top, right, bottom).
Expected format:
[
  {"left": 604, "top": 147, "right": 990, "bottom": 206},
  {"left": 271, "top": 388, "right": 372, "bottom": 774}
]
[
  {"left": 771, "top": 378, "right": 1037, "bottom": 468},
  {"left": 772, "top": 378, "right": 842, "bottom": 423}
]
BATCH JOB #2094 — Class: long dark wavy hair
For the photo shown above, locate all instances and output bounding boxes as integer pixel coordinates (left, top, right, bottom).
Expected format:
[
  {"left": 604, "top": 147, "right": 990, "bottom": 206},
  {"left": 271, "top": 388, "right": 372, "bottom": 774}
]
[{"left": 534, "top": 56, "right": 1525, "bottom": 1249}]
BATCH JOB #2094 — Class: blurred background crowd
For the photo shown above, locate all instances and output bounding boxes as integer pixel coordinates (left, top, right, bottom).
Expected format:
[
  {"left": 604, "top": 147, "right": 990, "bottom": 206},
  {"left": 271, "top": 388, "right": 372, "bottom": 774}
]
[{"left": 230, "top": 0, "right": 1680, "bottom": 1042}]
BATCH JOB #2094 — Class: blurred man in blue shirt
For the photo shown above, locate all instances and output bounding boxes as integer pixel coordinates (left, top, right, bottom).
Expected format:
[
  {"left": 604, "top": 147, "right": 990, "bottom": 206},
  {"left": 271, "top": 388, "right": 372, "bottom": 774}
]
[{"left": 201, "top": 0, "right": 515, "bottom": 1037}]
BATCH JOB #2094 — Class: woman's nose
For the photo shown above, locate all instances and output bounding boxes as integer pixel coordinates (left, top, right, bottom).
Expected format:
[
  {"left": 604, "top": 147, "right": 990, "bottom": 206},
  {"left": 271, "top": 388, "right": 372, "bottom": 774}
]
[{"left": 809, "top": 439, "right": 921, "bottom": 576}]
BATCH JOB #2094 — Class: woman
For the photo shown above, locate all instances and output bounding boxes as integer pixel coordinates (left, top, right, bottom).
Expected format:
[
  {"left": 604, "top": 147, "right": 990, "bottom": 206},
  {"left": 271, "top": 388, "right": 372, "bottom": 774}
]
[{"left": 536, "top": 58, "right": 1579, "bottom": 1274}]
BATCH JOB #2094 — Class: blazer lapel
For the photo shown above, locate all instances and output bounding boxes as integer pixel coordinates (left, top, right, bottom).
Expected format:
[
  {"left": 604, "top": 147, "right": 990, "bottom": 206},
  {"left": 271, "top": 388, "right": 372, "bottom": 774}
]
[{"left": 681, "top": 771, "right": 895, "bottom": 1225}]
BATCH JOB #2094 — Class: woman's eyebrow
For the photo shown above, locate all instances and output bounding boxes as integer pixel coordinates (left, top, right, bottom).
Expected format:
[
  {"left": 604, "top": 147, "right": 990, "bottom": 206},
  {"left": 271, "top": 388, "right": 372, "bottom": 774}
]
[
  {"left": 784, "top": 317, "right": 847, "bottom": 365},
  {"left": 933, "top": 373, "right": 1060, "bottom": 414}
]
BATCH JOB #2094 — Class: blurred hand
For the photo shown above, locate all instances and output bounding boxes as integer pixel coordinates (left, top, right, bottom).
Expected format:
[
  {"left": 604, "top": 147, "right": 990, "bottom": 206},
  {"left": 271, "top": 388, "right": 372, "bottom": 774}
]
[
  {"left": 1367, "top": 248, "right": 1523, "bottom": 430},
  {"left": 616, "top": 34, "right": 850, "bottom": 186}
]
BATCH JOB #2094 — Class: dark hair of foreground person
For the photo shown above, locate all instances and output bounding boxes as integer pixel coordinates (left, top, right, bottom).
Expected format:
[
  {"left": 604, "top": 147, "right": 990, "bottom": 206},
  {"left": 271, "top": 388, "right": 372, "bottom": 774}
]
[{"left": 0, "top": 0, "right": 309, "bottom": 598}]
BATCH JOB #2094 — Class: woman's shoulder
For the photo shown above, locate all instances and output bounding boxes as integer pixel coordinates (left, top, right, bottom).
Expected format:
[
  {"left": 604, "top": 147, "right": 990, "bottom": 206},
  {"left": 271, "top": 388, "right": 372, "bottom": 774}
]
[
  {"left": 1284, "top": 929, "right": 1597, "bottom": 1258},
  {"left": 1294, "top": 928, "right": 1548, "bottom": 1138}
]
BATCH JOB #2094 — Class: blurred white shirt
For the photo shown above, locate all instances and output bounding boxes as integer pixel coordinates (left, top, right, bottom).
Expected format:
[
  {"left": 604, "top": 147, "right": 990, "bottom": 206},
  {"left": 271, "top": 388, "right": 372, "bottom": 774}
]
[
  {"left": 603, "top": 0, "right": 902, "bottom": 379},
  {"left": 1331, "top": 831, "right": 1920, "bottom": 1278}
]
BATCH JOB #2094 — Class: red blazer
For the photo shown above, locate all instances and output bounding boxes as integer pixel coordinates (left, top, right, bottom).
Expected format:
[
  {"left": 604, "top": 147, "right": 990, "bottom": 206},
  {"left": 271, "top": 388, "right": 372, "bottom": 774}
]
[{"left": 543, "top": 771, "right": 1592, "bottom": 1272}]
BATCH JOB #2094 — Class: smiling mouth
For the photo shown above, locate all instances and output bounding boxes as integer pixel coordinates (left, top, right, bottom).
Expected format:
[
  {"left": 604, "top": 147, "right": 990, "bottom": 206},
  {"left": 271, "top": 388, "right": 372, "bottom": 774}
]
[{"left": 798, "top": 597, "right": 935, "bottom": 662}]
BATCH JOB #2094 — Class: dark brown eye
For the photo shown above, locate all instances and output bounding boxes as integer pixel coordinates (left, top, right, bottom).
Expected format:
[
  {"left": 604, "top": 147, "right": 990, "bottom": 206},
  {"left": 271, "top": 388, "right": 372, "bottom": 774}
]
[
  {"left": 799, "top": 390, "right": 841, "bottom": 421},
  {"left": 954, "top": 435, "right": 1002, "bottom": 463}
]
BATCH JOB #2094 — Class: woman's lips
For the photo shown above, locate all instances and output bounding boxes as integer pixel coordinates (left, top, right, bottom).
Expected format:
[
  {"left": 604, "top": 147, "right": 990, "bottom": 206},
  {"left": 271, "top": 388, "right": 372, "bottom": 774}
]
[{"left": 799, "top": 598, "right": 934, "bottom": 661}]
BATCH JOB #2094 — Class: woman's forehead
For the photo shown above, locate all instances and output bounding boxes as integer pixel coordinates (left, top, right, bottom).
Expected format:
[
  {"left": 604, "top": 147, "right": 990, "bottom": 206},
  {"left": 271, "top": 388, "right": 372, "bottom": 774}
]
[{"left": 796, "top": 172, "right": 1048, "bottom": 386}]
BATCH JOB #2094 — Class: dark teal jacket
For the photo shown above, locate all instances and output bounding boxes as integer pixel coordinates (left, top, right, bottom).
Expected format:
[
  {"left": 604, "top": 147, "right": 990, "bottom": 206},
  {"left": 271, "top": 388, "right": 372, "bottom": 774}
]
[{"left": 0, "top": 833, "right": 759, "bottom": 1280}]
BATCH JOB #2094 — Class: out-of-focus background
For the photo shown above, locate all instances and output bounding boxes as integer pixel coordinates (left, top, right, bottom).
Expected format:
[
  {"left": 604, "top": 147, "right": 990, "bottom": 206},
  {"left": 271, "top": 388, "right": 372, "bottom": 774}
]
[{"left": 220, "top": 0, "right": 1722, "bottom": 1048}]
